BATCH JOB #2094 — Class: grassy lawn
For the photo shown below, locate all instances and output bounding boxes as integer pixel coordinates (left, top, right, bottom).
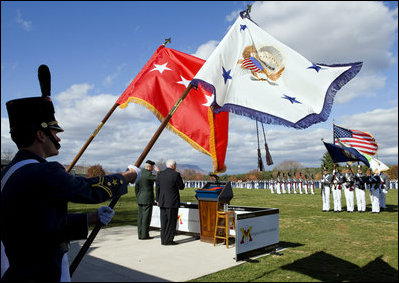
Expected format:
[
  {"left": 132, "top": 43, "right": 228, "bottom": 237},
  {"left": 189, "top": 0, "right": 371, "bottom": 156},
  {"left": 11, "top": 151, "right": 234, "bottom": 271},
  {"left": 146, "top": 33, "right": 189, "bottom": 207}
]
[{"left": 68, "top": 187, "right": 398, "bottom": 282}]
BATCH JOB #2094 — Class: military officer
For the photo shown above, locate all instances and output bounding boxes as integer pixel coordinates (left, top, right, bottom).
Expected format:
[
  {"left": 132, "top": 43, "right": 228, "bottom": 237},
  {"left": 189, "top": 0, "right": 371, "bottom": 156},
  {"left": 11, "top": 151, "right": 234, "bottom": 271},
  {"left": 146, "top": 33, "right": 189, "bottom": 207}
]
[
  {"left": 135, "top": 160, "right": 159, "bottom": 240},
  {"left": 354, "top": 165, "right": 367, "bottom": 212},
  {"left": 321, "top": 167, "right": 333, "bottom": 212},
  {"left": 1, "top": 65, "right": 140, "bottom": 281}
]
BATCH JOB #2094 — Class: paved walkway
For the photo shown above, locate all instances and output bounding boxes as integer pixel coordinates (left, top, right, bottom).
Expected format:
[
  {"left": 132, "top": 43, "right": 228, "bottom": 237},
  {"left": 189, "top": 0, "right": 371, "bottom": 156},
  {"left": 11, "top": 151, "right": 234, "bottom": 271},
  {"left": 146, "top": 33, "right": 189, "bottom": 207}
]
[{"left": 69, "top": 225, "right": 243, "bottom": 282}]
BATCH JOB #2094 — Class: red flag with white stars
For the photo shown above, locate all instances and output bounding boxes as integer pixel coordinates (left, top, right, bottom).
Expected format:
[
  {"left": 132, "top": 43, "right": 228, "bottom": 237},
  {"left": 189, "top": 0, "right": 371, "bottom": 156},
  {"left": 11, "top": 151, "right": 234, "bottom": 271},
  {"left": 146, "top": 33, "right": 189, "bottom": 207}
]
[{"left": 117, "top": 45, "right": 229, "bottom": 173}]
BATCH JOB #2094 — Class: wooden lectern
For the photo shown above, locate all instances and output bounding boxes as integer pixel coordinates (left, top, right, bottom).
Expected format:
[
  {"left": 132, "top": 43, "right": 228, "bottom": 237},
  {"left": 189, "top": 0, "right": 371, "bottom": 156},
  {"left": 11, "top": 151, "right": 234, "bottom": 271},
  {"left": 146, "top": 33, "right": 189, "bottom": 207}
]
[{"left": 195, "top": 181, "right": 233, "bottom": 243}]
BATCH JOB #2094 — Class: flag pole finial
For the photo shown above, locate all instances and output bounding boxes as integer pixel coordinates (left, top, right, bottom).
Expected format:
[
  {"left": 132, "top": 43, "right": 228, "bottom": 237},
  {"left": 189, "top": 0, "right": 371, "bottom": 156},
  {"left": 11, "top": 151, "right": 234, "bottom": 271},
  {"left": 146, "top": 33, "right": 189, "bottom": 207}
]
[
  {"left": 163, "top": 38, "right": 171, "bottom": 46},
  {"left": 246, "top": 4, "right": 252, "bottom": 14}
]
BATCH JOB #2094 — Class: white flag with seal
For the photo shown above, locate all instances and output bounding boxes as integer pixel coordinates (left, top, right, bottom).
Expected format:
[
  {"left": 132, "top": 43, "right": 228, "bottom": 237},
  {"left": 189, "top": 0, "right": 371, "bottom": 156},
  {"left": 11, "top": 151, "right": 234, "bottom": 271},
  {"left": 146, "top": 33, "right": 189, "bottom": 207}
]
[{"left": 191, "top": 11, "right": 362, "bottom": 129}]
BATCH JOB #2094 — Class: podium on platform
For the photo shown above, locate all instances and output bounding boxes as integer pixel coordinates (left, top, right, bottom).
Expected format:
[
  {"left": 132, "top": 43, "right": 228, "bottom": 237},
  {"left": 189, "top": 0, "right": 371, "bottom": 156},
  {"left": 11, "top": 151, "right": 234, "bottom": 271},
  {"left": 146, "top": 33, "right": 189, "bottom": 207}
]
[{"left": 195, "top": 181, "right": 233, "bottom": 243}]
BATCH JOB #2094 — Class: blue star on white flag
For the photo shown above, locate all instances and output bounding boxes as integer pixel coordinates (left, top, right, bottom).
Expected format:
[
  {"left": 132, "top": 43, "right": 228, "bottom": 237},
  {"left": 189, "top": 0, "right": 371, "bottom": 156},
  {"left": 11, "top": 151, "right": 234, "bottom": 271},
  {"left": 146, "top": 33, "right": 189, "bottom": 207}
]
[{"left": 191, "top": 11, "right": 362, "bottom": 129}]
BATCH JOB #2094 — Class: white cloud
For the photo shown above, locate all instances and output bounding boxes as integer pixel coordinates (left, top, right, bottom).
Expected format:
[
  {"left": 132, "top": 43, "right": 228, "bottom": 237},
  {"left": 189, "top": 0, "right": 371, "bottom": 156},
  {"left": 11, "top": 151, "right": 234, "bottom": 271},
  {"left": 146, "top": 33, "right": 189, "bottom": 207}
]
[
  {"left": 2, "top": 2, "right": 397, "bottom": 174},
  {"left": 191, "top": 40, "right": 219, "bottom": 60},
  {"left": 250, "top": 1, "right": 397, "bottom": 71},
  {"left": 102, "top": 63, "right": 127, "bottom": 87},
  {"left": 16, "top": 10, "right": 32, "bottom": 31}
]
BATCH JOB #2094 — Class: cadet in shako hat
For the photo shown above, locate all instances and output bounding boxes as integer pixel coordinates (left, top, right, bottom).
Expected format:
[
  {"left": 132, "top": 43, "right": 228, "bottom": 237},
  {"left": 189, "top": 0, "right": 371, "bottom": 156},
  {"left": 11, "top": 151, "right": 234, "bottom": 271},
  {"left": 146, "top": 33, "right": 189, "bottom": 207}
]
[
  {"left": 1, "top": 65, "right": 141, "bottom": 281},
  {"left": 135, "top": 159, "right": 159, "bottom": 240},
  {"left": 354, "top": 165, "right": 367, "bottom": 212}
]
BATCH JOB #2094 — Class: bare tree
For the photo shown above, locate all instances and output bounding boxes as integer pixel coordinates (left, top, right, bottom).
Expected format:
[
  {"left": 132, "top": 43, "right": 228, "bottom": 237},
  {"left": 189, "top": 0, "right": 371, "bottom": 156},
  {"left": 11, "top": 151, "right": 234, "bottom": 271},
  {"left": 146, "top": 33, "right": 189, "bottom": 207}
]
[{"left": 86, "top": 164, "right": 106, "bottom": 178}]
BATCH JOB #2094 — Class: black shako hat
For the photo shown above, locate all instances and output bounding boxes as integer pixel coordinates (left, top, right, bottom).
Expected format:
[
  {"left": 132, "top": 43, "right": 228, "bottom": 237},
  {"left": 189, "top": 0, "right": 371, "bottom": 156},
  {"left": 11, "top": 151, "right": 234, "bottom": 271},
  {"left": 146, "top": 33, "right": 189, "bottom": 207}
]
[
  {"left": 6, "top": 65, "right": 64, "bottom": 133},
  {"left": 145, "top": 160, "right": 155, "bottom": 166}
]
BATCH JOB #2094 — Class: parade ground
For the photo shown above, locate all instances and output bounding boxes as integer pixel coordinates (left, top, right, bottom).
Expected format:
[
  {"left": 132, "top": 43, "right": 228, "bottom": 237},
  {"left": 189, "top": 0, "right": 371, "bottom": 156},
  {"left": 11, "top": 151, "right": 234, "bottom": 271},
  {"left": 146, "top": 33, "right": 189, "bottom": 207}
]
[
  {"left": 69, "top": 226, "right": 245, "bottom": 282},
  {"left": 68, "top": 188, "right": 398, "bottom": 282}
]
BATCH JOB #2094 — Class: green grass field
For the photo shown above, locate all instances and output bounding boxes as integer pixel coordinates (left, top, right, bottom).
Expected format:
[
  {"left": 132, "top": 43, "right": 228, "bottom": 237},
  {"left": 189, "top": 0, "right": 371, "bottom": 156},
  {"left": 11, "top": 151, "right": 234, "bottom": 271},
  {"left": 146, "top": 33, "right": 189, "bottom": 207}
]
[{"left": 68, "top": 187, "right": 398, "bottom": 282}]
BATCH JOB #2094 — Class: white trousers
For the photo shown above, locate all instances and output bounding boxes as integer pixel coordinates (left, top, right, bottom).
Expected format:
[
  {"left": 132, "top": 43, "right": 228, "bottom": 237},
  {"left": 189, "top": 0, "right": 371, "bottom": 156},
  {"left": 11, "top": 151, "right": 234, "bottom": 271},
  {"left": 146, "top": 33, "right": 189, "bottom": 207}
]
[
  {"left": 322, "top": 186, "right": 330, "bottom": 211},
  {"left": 355, "top": 187, "right": 366, "bottom": 212},
  {"left": 379, "top": 189, "right": 386, "bottom": 209},
  {"left": 343, "top": 185, "right": 355, "bottom": 212},
  {"left": 332, "top": 188, "right": 342, "bottom": 211},
  {"left": 281, "top": 183, "right": 286, "bottom": 194},
  {"left": 298, "top": 183, "right": 303, "bottom": 194},
  {"left": 370, "top": 187, "right": 380, "bottom": 213},
  {"left": 276, "top": 183, "right": 281, "bottom": 194}
]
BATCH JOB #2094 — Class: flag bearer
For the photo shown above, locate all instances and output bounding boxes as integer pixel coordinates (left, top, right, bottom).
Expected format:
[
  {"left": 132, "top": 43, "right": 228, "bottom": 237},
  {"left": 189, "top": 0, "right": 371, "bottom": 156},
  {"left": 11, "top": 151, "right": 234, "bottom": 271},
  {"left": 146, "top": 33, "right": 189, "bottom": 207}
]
[
  {"left": 1, "top": 65, "right": 140, "bottom": 281},
  {"left": 354, "top": 165, "right": 367, "bottom": 212},
  {"left": 332, "top": 165, "right": 344, "bottom": 212}
]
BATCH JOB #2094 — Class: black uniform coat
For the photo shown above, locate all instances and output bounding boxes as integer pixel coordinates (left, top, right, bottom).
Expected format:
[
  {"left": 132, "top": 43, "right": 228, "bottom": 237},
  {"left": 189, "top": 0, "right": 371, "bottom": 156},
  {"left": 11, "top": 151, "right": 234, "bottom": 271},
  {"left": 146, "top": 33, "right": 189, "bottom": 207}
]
[
  {"left": 155, "top": 168, "right": 185, "bottom": 208},
  {"left": 1, "top": 150, "right": 128, "bottom": 281}
]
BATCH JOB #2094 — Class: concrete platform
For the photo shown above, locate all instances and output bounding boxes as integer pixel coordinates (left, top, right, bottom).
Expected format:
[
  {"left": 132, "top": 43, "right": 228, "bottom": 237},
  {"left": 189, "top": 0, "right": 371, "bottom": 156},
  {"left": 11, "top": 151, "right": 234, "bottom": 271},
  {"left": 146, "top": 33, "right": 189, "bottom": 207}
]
[{"left": 69, "top": 225, "right": 243, "bottom": 282}]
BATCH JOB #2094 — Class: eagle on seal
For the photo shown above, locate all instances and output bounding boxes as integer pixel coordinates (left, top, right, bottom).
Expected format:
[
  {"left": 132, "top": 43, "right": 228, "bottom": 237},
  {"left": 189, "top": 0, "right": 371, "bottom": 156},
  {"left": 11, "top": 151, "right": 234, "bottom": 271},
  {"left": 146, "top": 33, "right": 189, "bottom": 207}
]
[{"left": 237, "top": 45, "right": 285, "bottom": 82}]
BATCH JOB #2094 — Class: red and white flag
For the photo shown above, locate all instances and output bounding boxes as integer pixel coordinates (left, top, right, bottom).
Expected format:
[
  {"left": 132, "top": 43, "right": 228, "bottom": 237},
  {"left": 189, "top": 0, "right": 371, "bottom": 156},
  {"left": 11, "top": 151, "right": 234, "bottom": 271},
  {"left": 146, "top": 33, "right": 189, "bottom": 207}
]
[
  {"left": 333, "top": 124, "right": 378, "bottom": 156},
  {"left": 117, "top": 45, "right": 229, "bottom": 173}
]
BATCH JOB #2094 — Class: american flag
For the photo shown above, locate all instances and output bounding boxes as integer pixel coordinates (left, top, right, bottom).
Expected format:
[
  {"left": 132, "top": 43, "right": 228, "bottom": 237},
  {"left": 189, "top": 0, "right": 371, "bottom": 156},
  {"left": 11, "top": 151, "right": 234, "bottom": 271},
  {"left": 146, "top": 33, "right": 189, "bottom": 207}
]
[
  {"left": 333, "top": 124, "right": 378, "bottom": 156},
  {"left": 241, "top": 57, "right": 263, "bottom": 73}
]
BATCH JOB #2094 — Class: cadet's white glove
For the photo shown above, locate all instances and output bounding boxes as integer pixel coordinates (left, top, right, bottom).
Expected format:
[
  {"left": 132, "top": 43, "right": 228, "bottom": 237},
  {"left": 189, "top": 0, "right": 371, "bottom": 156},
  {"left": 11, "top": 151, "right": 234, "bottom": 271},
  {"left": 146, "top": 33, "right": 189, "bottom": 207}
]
[
  {"left": 128, "top": 165, "right": 141, "bottom": 184},
  {"left": 98, "top": 206, "right": 115, "bottom": 226}
]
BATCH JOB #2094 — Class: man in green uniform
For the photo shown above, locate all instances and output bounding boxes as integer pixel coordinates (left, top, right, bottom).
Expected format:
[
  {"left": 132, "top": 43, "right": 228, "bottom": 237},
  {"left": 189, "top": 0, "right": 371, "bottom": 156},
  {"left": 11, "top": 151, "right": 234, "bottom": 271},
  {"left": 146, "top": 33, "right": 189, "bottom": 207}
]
[{"left": 135, "top": 160, "right": 159, "bottom": 240}]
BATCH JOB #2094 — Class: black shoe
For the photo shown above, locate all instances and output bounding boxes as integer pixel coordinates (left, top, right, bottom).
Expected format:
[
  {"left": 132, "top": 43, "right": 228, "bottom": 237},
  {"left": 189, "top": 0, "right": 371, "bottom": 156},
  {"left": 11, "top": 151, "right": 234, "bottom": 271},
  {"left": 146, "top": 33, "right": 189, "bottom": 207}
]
[
  {"left": 142, "top": 236, "right": 154, "bottom": 240},
  {"left": 164, "top": 241, "right": 178, "bottom": 245}
]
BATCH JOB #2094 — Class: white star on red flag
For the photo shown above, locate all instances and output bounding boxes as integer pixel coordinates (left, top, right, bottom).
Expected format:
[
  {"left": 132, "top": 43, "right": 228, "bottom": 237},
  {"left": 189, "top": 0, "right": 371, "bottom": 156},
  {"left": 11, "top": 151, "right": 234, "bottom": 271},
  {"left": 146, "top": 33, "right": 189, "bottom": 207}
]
[{"left": 150, "top": 62, "right": 172, "bottom": 74}]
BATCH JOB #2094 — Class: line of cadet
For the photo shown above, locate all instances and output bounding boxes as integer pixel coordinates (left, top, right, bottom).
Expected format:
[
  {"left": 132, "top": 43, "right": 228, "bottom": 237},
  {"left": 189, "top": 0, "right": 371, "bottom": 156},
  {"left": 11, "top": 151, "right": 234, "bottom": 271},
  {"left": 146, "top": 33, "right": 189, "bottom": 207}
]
[
  {"left": 320, "top": 164, "right": 389, "bottom": 213},
  {"left": 268, "top": 172, "right": 316, "bottom": 195}
]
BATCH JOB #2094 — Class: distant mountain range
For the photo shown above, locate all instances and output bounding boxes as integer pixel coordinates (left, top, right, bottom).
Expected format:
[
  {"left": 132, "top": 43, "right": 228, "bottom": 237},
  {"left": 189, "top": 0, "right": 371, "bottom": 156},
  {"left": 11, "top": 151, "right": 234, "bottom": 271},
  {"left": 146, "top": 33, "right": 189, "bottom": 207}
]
[{"left": 176, "top": 164, "right": 207, "bottom": 174}]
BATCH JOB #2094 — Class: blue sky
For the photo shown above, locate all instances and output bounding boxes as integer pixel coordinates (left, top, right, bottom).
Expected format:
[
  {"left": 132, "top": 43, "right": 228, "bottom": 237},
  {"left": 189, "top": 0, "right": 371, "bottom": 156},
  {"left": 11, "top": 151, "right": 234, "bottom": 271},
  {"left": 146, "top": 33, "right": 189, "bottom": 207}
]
[{"left": 1, "top": 1, "right": 398, "bottom": 174}]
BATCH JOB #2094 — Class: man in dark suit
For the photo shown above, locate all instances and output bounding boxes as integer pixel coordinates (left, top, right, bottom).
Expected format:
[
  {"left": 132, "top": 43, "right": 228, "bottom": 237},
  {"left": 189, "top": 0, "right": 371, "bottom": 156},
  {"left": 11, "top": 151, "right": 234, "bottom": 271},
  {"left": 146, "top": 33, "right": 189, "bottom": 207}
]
[
  {"left": 156, "top": 159, "right": 185, "bottom": 245},
  {"left": 135, "top": 160, "right": 159, "bottom": 240}
]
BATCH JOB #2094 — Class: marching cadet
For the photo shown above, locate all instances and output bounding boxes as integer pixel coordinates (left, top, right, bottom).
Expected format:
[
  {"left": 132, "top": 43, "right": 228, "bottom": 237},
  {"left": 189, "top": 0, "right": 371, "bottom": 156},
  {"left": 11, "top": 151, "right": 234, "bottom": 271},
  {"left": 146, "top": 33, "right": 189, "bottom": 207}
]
[
  {"left": 378, "top": 171, "right": 389, "bottom": 211},
  {"left": 276, "top": 172, "right": 281, "bottom": 194},
  {"left": 1, "top": 65, "right": 140, "bottom": 281},
  {"left": 321, "top": 167, "right": 333, "bottom": 212},
  {"left": 310, "top": 174, "right": 315, "bottom": 195},
  {"left": 343, "top": 165, "right": 355, "bottom": 212},
  {"left": 270, "top": 178, "right": 275, "bottom": 194},
  {"left": 303, "top": 174, "right": 309, "bottom": 194},
  {"left": 368, "top": 171, "right": 381, "bottom": 213},
  {"left": 298, "top": 172, "right": 303, "bottom": 194},
  {"left": 354, "top": 165, "right": 367, "bottom": 212},
  {"left": 332, "top": 165, "right": 344, "bottom": 212},
  {"left": 292, "top": 174, "right": 297, "bottom": 194},
  {"left": 281, "top": 173, "right": 286, "bottom": 194},
  {"left": 286, "top": 172, "right": 291, "bottom": 194}
]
